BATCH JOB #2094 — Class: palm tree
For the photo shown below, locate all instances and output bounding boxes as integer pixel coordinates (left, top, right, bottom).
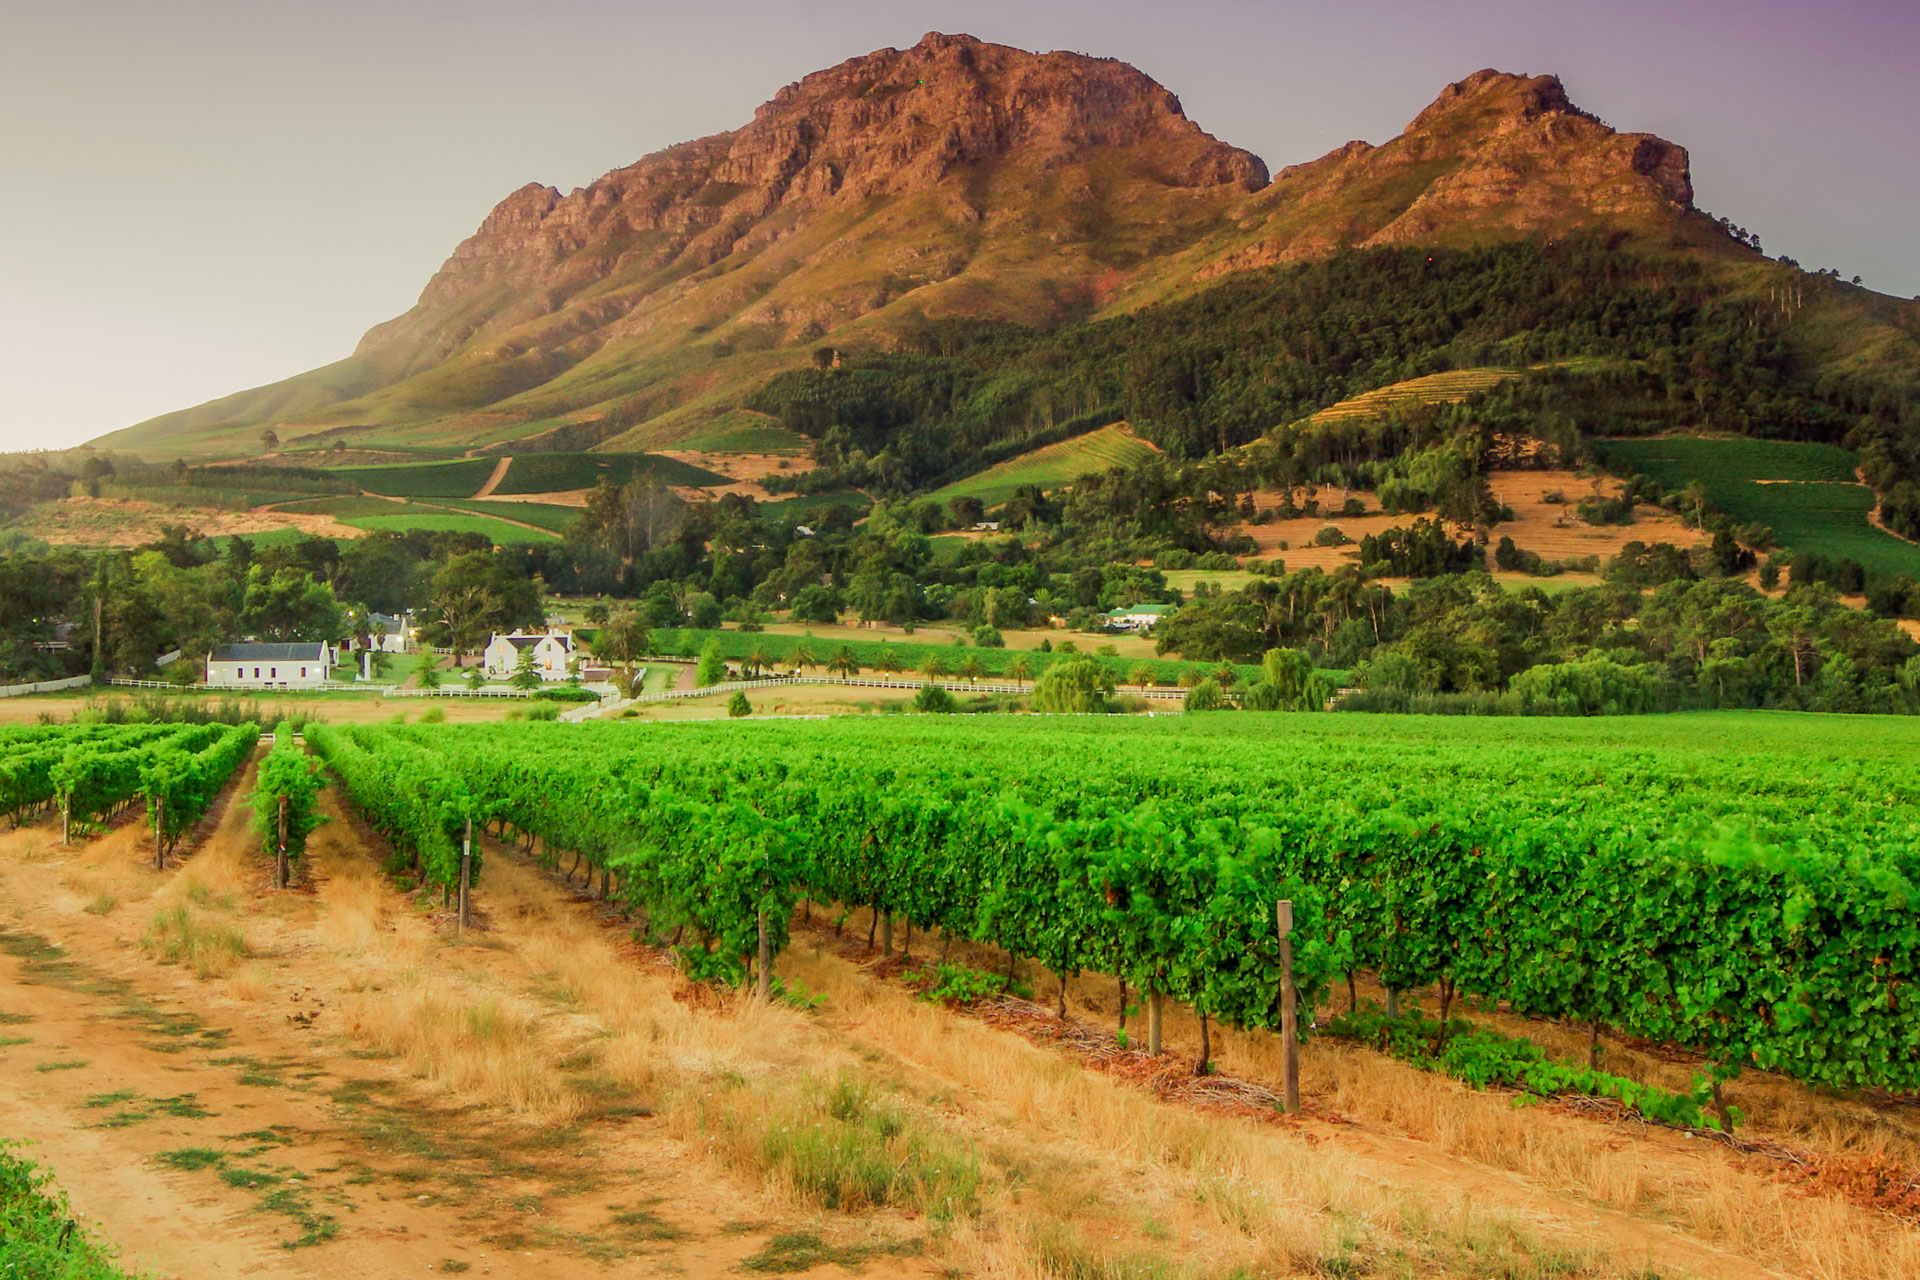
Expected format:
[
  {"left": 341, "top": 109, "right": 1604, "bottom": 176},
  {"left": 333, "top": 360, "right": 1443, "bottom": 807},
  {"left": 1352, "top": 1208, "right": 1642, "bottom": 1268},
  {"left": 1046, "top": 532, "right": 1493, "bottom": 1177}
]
[
  {"left": 793, "top": 640, "right": 818, "bottom": 675},
  {"left": 921, "top": 654, "right": 948, "bottom": 681},
  {"left": 1129, "top": 662, "right": 1155, "bottom": 689},
  {"left": 1006, "top": 656, "right": 1033, "bottom": 689},
  {"left": 746, "top": 646, "right": 773, "bottom": 678},
  {"left": 876, "top": 651, "right": 905, "bottom": 677},
  {"left": 961, "top": 655, "right": 985, "bottom": 684},
  {"left": 827, "top": 645, "right": 859, "bottom": 680}
]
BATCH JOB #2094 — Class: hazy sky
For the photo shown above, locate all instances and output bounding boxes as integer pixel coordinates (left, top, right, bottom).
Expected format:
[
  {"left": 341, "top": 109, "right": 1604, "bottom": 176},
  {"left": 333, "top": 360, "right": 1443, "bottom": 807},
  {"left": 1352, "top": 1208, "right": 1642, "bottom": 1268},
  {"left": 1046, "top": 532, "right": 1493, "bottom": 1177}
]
[{"left": 2, "top": 0, "right": 1914, "bottom": 451}]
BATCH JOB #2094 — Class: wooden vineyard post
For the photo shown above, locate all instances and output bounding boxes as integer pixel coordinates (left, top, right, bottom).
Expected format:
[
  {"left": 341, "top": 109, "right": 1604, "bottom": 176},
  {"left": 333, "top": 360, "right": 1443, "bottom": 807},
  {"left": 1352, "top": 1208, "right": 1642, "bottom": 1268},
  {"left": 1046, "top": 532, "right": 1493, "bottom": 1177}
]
[
  {"left": 61, "top": 793, "right": 69, "bottom": 847},
  {"left": 153, "top": 796, "right": 164, "bottom": 871},
  {"left": 275, "top": 794, "right": 288, "bottom": 888},
  {"left": 755, "top": 848, "right": 772, "bottom": 1004},
  {"left": 458, "top": 819, "right": 472, "bottom": 933},
  {"left": 1148, "top": 988, "right": 1163, "bottom": 1056},
  {"left": 1277, "top": 899, "right": 1299, "bottom": 1115}
]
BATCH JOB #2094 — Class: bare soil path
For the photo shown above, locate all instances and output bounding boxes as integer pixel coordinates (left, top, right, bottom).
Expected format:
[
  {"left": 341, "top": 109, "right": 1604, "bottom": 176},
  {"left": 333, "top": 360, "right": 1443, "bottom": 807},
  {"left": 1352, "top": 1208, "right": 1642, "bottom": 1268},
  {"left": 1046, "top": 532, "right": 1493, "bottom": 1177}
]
[
  {"left": 0, "top": 779, "right": 923, "bottom": 1279},
  {"left": 473, "top": 455, "right": 513, "bottom": 499}
]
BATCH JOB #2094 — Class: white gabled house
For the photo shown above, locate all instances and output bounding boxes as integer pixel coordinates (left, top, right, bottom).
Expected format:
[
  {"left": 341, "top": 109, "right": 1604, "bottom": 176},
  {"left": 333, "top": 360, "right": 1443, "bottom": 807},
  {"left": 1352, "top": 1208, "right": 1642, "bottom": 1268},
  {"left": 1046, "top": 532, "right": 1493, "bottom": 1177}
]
[
  {"left": 482, "top": 630, "right": 577, "bottom": 682},
  {"left": 206, "top": 642, "right": 337, "bottom": 689}
]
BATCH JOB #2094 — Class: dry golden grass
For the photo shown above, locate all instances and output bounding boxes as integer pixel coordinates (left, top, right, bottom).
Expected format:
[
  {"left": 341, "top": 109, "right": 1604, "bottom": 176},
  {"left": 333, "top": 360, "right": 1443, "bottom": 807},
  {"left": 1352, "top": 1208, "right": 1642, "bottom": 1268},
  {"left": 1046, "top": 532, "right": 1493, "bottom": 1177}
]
[
  {"left": 141, "top": 902, "right": 248, "bottom": 978},
  {"left": 225, "top": 963, "right": 270, "bottom": 1002},
  {"left": 344, "top": 976, "right": 580, "bottom": 1122}
]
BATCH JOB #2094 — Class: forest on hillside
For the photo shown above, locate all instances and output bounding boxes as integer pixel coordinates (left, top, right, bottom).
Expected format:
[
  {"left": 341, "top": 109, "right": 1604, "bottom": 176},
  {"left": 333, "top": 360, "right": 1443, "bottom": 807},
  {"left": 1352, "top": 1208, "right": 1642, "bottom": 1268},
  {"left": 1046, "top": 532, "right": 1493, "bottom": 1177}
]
[{"left": 748, "top": 238, "right": 1920, "bottom": 535}]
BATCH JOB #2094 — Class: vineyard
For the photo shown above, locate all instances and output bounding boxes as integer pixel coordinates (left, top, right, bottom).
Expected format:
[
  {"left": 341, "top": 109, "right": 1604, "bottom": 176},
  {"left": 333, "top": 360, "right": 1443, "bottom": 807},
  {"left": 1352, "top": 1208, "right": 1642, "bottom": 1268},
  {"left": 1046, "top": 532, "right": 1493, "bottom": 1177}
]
[
  {"left": 305, "top": 712, "right": 1920, "bottom": 1103},
  {"left": 0, "top": 721, "right": 255, "bottom": 858}
]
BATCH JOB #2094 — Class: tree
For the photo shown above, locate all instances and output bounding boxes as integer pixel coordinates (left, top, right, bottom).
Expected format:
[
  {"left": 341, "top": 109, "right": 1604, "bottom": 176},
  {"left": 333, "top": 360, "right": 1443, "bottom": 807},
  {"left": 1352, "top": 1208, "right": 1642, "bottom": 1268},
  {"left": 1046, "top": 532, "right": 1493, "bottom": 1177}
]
[
  {"left": 921, "top": 654, "right": 948, "bottom": 680},
  {"left": 912, "top": 683, "right": 955, "bottom": 713},
  {"left": 1183, "top": 678, "right": 1225, "bottom": 711},
  {"left": 793, "top": 640, "right": 819, "bottom": 674},
  {"left": 746, "top": 645, "right": 774, "bottom": 677},
  {"left": 466, "top": 664, "right": 486, "bottom": 691},
  {"left": 949, "top": 495, "right": 985, "bottom": 527},
  {"left": 596, "top": 607, "right": 651, "bottom": 667},
  {"left": 960, "top": 655, "right": 985, "bottom": 683},
  {"left": 876, "top": 650, "right": 905, "bottom": 676},
  {"left": 697, "top": 638, "right": 726, "bottom": 687},
  {"left": 429, "top": 553, "right": 541, "bottom": 665},
  {"left": 511, "top": 645, "right": 542, "bottom": 691},
  {"left": 727, "top": 691, "right": 753, "bottom": 717},
  {"left": 417, "top": 657, "right": 442, "bottom": 690},
  {"left": 827, "top": 646, "right": 859, "bottom": 679},
  {"left": 1033, "top": 656, "right": 1115, "bottom": 713},
  {"left": 260, "top": 427, "right": 279, "bottom": 452},
  {"left": 1006, "top": 656, "right": 1034, "bottom": 688},
  {"left": 241, "top": 567, "right": 344, "bottom": 643},
  {"left": 1128, "top": 663, "right": 1155, "bottom": 689}
]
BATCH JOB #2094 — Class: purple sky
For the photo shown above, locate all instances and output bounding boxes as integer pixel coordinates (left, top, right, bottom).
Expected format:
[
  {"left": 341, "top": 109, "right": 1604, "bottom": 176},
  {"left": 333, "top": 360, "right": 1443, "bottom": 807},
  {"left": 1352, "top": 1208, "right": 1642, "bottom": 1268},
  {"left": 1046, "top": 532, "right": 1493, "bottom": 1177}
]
[{"left": 2, "top": 0, "right": 1914, "bottom": 450}]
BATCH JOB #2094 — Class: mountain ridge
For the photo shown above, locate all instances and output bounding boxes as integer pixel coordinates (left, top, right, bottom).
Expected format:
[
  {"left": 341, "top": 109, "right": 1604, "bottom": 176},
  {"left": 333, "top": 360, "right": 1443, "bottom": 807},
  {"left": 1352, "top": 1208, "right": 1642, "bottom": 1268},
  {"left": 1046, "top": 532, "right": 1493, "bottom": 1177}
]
[{"left": 94, "top": 33, "right": 1898, "bottom": 465}]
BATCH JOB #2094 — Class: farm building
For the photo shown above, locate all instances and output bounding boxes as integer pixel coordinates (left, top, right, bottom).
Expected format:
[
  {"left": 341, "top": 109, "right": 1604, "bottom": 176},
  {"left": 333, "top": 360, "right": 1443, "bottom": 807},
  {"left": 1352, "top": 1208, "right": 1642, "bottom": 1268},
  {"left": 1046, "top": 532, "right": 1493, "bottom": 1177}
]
[
  {"left": 1102, "top": 604, "right": 1176, "bottom": 632},
  {"left": 482, "top": 630, "right": 577, "bottom": 681},
  {"left": 358, "top": 612, "right": 410, "bottom": 653},
  {"left": 206, "top": 642, "right": 337, "bottom": 689}
]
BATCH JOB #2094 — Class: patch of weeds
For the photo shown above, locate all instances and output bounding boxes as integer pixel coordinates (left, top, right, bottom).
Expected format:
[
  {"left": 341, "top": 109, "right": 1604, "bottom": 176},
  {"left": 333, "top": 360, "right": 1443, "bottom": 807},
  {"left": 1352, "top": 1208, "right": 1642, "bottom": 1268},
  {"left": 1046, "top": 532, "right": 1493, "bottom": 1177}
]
[
  {"left": 258, "top": 1187, "right": 338, "bottom": 1249},
  {"left": 721, "top": 1219, "right": 774, "bottom": 1235},
  {"left": 343, "top": 1046, "right": 399, "bottom": 1060},
  {"left": 0, "top": 1035, "right": 30, "bottom": 1047},
  {"left": 34, "top": 1058, "right": 87, "bottom": 1072},
  {"left": 156, "top": 1148, "right": 226, "bottom": 1172},
  {"left": 220, "top": 1166, "right": 277, "bottom": 1190},
  {"left": 610, "top": 1202, "right": 687, "bottom": 1242},
  {"left": 85, "top": 1090, "right": 139, "bottom": 1108},
  {"left": 439, "top": 1263, "right": 471, "bottom": 1275},
  {"left": 742, "top": 1232, "right": 921, "bottom": 1274},
  {"left": 239, "top": 1066, "right": 285, "bottom": 1087},
  {"left": 156, "top": 1094, "right": 211, "bottom": 1118},
  {"left": 142, "top": 902, "right": 248, "bottom": 979},
  {"left": 84, "top": 893, "right": 116, "bottom": 916},
  {"left": 0, "top": 1011, "right": 33, "bottom": 1025},
  {"left": 229, "top": 1128, "right": 296, "bottom": 1147}
]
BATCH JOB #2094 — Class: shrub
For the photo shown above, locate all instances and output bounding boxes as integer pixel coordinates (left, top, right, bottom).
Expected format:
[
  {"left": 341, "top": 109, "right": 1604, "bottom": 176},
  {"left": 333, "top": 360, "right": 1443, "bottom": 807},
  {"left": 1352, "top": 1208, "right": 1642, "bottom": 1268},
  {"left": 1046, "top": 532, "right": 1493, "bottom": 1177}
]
[
  {"left": 911, "top": 683, "right": 955, "bottom": 714},
  {"left": 728, "top": 691, "right": 753, "bottom": 718}
]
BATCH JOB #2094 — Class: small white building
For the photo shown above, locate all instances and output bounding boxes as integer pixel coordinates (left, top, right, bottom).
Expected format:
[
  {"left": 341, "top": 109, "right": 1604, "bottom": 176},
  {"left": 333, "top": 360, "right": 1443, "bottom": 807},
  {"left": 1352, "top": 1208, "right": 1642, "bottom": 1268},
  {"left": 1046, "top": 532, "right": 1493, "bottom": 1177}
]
[
  {"left": 482, "top": 630, "right": 577, "bottom": 681},
  {"left": 206, "top": 642, "right": 337, "bottom": 689},
  {"left": 360, "top": 612, "right": 410, "bottom": 654},
  {"left": 1101, "top": 604, "right": 1176, "bottom": 633}
]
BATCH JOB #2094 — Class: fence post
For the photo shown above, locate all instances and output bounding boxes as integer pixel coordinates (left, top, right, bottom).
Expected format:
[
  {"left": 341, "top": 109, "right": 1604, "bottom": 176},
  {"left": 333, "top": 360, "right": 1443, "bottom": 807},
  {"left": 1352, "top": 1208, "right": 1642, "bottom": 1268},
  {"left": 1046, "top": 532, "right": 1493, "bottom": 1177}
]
[
  {"left": 1277, "top": 899, "right": 1299, "bottom": 1115},
  {"left": 61, "top": 793, "right": 69, "bottom": 846},
  {"left": 153, "top": 797, "right": 164, "bottom": 871},
  {"left": 458, "top": 818, "right": 472, "bottom": 933},
  {"left": 276, "top": 794, "right": 289, "bottom": 888}
]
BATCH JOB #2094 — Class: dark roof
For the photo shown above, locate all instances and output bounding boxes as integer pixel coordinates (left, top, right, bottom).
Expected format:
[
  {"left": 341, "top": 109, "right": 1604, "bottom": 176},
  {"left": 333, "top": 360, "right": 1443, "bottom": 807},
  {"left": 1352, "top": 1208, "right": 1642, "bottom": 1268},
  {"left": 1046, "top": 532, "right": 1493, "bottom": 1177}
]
[
  {"left": 210, "top": 643, "right": 331, "bottom": 662},
  {"left": 504, "top": 636, "right": 541, "bottom": 650}
]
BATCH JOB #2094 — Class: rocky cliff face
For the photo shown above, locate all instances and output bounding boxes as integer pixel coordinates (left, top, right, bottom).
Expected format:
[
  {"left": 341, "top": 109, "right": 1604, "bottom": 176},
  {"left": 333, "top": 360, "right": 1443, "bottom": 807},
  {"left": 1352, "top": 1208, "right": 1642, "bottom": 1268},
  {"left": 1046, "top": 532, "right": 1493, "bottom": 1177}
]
[
  {"left": 359, "top": 32, "right": 1264, "bottom": 366},
  {"left": 1200, "top": 69, "right": 1693, "bottom": 278},
  {"left": 108, "top": 40, "right": 1722, "bottom": 456}
]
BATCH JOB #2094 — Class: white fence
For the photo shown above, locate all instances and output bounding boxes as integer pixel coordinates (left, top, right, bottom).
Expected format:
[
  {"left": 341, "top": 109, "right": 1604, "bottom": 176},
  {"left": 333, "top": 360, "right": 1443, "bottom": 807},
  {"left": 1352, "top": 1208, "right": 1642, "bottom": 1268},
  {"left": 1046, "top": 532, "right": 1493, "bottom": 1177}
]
[{"left": 0, "top": 674, "right": 91, "bottom": 699}]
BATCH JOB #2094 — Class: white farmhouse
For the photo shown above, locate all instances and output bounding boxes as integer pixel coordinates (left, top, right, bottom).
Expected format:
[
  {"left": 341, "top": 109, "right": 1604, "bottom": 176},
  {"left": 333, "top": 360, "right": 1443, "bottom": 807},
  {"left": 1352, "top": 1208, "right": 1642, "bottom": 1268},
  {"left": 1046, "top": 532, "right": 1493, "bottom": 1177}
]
[
  {"left": 206, "top": 642, "right": 337, "bottom": 689},
  {"left": 482, "top": 630, "right": 577, "bottom": 682},
  {"left": 362, "top": 612, "right": 410, "bottom": 654}
]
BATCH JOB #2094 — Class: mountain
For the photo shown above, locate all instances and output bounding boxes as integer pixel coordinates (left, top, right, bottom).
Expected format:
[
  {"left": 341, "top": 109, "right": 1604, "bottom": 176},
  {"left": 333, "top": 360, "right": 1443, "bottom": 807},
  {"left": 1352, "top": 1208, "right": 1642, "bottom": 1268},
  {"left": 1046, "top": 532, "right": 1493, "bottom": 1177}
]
[{"left": 95, "top": 34, "right": 1779, "bottom": 461}]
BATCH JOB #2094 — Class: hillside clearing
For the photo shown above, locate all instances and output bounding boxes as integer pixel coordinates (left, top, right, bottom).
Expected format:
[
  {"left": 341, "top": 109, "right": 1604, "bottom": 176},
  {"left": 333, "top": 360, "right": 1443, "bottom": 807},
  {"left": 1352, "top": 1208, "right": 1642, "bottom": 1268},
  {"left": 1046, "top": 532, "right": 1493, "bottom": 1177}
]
[
  {"left": 927, "top": 424, "right": 1160, "bottom": 507},
  {"left": 1597, "top": 436, "right": 1920, "bottom": 577}
]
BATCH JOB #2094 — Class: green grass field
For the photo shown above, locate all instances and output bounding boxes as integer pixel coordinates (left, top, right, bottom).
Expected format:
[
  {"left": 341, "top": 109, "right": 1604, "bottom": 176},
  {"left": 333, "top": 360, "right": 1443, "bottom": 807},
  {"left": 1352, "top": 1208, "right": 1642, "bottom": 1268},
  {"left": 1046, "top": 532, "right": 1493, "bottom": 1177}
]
[
  {"left": 328, "top": 458, "right": 500, "bottom": 498},
  {"left": 672, "top": 415, "right": 811, "bottom": 453},
  {"left": 492, "top": 452, "right": 728, "bottom": 494},
  {"left": 431, "top": 498, "right": 580, "bottom": 533},
  {"left": 267, "top": 496, "right": 413, "bottom": 519},
  {"left": 927, "top": 425, "right": 1160, "bottom": 507},
  {"left": 341, "top": 512, "right": 558, "bottom": 543},
  {"left": 1306, "top": 368, "right": 1523, "bottom": 424},
  {"left": 644, "top": 626, "right": 1342, "bottom": 688},
  {"left": 1598, "top": 437, "right": 1920, "bottom": 577}
]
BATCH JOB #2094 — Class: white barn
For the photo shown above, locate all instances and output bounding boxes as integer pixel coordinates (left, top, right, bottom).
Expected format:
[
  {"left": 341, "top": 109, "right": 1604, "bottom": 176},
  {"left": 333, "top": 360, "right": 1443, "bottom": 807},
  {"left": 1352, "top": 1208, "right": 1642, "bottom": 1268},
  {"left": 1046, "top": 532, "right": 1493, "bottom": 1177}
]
[
  {"left": 482, "top": 630, "right": 577, "bottom": 681},
  {"left": 206, "top": 642, "right": 337, "bottom": 689}
]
